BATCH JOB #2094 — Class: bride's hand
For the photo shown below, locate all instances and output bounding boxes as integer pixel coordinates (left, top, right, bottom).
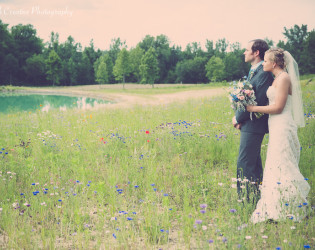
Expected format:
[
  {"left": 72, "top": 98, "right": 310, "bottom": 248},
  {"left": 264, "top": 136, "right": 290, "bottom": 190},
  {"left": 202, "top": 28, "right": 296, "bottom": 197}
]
[{"left": 246, "top": 105, "right": 255, "bottom": 112}]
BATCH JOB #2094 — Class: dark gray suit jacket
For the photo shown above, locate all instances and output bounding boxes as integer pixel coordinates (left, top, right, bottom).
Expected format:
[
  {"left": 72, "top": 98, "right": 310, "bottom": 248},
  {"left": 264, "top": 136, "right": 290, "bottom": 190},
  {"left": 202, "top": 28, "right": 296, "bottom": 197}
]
[{"left": 235, "top": 64, "right": 274, "bottom": 134}]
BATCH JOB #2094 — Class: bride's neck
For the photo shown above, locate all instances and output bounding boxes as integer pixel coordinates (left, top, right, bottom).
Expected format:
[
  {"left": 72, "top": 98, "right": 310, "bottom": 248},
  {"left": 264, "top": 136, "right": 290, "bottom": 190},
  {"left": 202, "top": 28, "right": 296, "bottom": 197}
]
[{"left": 271, "top": 68, "right": 284, "bottom": 78}]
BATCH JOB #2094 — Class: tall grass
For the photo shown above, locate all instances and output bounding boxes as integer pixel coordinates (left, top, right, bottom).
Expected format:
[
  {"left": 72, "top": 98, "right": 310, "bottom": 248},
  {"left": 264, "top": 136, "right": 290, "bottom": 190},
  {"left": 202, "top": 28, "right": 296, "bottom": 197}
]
[{"left": 0, "top": 82, "right": 314, "bottom": 249}]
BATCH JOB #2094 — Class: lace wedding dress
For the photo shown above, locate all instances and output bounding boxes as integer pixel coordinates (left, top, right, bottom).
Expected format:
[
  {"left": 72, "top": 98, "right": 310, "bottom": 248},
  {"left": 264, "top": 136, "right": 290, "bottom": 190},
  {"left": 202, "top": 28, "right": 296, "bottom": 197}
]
[{"left": 250, "top": 85, "right": 310, "bottom": 223}]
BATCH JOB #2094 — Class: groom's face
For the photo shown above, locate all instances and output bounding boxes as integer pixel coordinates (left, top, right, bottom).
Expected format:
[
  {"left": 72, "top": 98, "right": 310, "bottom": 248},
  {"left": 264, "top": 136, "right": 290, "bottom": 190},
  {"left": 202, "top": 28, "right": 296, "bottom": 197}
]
[{"left": 244, "top": 42, "right": 255, "bottom": 63}]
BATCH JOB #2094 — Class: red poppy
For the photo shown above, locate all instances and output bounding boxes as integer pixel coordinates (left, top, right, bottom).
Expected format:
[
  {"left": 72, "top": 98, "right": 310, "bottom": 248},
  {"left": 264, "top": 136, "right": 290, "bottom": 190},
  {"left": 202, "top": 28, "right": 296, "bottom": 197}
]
[
  {"left": 147, "top": 140, "right": 150, "bottom": 142},
  {"left": 146, "top": 131, "right": 150, "bottom": 134}
]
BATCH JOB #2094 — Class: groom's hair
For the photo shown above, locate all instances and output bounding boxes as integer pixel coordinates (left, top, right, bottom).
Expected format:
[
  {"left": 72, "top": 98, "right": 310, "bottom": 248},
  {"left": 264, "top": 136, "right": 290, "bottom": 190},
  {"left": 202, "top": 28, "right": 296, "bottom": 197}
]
[{"left": 249, "top": 39, "right": 269, "bottom": 60}]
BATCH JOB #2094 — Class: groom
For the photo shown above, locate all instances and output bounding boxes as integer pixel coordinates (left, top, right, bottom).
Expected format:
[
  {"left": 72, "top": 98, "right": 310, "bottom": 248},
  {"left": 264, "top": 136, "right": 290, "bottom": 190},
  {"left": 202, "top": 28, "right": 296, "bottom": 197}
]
[{"left": 232, "top": 39, "right": 274, "bottom": 204}]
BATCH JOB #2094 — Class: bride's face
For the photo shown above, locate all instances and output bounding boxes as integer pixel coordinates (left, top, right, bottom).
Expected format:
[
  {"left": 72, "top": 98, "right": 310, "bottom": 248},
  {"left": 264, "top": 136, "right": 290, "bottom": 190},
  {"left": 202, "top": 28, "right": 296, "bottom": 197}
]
[{"left": 263, "top": 53, "right": 274, "bottom": 72}]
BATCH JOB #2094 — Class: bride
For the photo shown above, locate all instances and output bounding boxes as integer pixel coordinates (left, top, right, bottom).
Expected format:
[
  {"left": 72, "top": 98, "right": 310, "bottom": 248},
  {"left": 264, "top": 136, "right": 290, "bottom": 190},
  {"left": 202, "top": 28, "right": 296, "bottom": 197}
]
[{"left": 246, "top": 47, "right": 310, "bottom": 223}]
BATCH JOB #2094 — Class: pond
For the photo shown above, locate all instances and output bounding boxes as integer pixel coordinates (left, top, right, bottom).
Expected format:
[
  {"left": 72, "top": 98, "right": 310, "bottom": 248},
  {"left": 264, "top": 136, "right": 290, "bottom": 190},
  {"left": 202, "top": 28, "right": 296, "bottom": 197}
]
[{"left": 0, "top": 93, "right": 113, "bottom": 114}]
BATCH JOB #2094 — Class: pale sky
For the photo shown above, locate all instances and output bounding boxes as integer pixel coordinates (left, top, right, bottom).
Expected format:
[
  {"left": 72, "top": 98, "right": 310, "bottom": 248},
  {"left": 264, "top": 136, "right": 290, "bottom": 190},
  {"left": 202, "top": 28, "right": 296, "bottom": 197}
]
[{"left": 0, "top": 0, "right": 314, "bottom": 51}]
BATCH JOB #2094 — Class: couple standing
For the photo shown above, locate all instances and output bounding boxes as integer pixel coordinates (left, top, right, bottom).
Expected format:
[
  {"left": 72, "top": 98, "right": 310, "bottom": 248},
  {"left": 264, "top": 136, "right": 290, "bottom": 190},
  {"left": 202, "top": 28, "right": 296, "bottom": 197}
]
[{"left": 232, "top": 39, "right": 310, "bottom": 224}]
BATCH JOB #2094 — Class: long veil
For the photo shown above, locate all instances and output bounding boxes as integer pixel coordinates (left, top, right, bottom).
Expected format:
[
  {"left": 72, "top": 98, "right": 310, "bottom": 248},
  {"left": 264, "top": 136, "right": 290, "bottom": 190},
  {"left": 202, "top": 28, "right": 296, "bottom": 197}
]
[{"left": 284, "top": 51, "right": 305, "bottom": 128}]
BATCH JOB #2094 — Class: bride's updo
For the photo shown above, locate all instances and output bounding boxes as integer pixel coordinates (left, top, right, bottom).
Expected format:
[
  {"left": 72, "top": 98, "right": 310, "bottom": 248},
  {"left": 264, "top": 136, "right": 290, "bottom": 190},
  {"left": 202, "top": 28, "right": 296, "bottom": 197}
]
[{"left": 266, "top": 47, "right": 286, "bottom": 69}]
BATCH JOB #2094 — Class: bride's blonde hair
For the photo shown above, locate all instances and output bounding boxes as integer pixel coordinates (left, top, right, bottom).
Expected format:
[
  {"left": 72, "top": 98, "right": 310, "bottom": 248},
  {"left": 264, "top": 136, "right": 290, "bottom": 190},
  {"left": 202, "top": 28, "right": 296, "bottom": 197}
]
[{"left": 266, "top": 47, "right": 286, "bottom": 69}]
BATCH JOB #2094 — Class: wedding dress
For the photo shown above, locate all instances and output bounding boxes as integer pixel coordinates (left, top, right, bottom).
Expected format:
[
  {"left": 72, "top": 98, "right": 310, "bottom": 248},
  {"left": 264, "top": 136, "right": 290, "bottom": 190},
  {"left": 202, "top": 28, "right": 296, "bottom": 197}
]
[{"left": 250, "top": 85, "right": 310, "bottom": 223}]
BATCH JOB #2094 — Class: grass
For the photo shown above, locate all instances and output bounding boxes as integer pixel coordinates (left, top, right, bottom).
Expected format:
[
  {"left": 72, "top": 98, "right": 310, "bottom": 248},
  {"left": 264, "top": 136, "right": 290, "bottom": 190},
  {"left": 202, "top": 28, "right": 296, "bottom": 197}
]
[{"left": 0, "top": 80, "right": 314, "bottom": 249}]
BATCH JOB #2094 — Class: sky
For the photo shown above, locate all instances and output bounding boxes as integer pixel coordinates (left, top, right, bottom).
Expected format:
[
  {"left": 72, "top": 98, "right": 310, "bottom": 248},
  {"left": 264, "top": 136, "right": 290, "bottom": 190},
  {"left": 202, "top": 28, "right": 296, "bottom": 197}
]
[{"left": 0, "top": 0, "right": 314, "bottom": 51}]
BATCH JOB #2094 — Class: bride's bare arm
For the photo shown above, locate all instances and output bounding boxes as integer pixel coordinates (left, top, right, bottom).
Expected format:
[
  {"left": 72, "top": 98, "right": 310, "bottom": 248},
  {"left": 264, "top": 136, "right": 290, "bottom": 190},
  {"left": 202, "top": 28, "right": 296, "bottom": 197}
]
[{"left": 247, "top": 75, "right": 291, "bottom": 114}]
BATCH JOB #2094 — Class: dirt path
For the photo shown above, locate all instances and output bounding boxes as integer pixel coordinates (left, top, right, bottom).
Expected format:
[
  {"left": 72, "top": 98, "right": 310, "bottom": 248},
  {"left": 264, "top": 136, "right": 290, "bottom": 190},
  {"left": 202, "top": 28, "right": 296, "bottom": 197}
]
[{"left": 17, "top": 85, "right": 226, "bottom": 109}]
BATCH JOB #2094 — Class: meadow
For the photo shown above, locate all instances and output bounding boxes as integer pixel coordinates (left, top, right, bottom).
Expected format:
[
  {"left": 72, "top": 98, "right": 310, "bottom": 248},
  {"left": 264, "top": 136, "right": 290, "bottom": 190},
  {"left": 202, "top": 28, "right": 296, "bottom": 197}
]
[{"left": 0, "top": 80, "right": 314, "bottom": 249}]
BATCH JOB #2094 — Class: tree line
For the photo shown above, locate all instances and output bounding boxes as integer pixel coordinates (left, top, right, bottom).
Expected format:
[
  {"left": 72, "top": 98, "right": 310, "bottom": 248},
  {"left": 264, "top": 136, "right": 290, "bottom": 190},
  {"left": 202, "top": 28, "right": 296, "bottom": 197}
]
[{"left": 0, "top": 20, "right": 314, "bottom": 87}]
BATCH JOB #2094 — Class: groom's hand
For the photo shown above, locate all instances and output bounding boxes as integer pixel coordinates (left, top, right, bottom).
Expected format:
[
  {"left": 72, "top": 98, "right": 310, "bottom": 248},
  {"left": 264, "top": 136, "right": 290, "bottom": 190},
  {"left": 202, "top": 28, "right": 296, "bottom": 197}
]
[
  {"left": 235, "top": 124, "right": 242, "bottom": 130},
  {"left": 232, "top": 116, "right": 241, "bottom": 130}
]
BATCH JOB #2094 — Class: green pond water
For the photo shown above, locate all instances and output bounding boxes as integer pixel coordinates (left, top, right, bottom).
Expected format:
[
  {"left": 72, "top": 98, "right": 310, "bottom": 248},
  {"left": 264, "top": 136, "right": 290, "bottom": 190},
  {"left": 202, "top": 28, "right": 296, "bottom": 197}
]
[{"left": 0, "top": 93, "right": 113, "bottom": 114}]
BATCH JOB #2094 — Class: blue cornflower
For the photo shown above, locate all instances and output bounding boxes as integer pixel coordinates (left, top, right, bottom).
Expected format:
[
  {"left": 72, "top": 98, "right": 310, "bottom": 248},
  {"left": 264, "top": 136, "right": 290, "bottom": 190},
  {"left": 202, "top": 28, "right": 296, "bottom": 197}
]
[
  {"left": 87, "top": 184, "right": 90, "bottom": 187},
  {"left": 76, "top": 180, "right": 80, "bottom": 183},
  {"left": 127, "top": 217, "right": 133, "bottom": 221},
  {"left": 58, "top": 199, "right": 62, "bottom": 202},
  {"left": 20, "top": 193, "right": 24, "bottom": 195},
  {"left": 33, "top": 192, "right": 37, "bottom": 195},
  {"left": 88, "top": 181, "right": 92, "bottom": 183},
  {"left": 31, "top": 183, "right": 35, "bottom": 186},
  {"left": 160, "top": 229, "right": 165, "bottom": 232},
  {"left": 153, "top": 188, "right": 157, "bottom": 191},
  {"left": 151, "top": 184, "right": 155, "bottom": 186},
  {"left": 230, "top": 209, "right": 237, "bottom": 213},
  {"left": 304, "top": 245, "right": 311, "bottom": 248},
  {"left": 208, "top": 239, "right": 214, "bottom": 243},
  {"left": 304, "top": 178, "right": 309, "bottom": 180},
  {"left": 163, "top": 194, "right": 168, "bottom": 197},
  {"left": 132, "top": 212, "right": 136, "bottom": 214},
  {"left": 276, "top": 247, "right": 281, "bottom": 250},
  {"left": 200, "top": 210, "right": 206, "bottom": 214},
  {"left": 303, "top": 203, "right": 308, "bottom": 206},
  {"left": 195, "top": 219, "right": 202, "bottom": 224},
  {"left": 134, "top": 185, "right": 139, "bottom": 188},
  {"left": 285, "top": 203, "right": 289, "bottom": 206},
  {"left": 112, "top": 233, "right": 116, "bottom": 239}
]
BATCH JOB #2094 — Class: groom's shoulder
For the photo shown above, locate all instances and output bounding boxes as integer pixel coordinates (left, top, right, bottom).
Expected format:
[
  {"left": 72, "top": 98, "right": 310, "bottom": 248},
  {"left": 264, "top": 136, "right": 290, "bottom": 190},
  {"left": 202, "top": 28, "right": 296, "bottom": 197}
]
[{"left": 256, "top": 67, "right": 273, "bottom": 82}]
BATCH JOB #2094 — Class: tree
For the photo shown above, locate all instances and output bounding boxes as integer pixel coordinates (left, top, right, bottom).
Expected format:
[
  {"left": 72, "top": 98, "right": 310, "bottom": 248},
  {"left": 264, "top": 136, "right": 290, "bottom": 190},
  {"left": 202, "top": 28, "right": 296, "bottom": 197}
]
[
  {"left": 129, "top": 45, "right": 145, "bottom": 83},
  {"left": 175, "top": 57, "right": 207, "bottom": 83},
  {"left": 0, "top": 20, "right": 14, "bottom": 84},
  {"left": 113, "top": 48, "right": 132, "bottom": 88},
  {"left": 139, "top": 47, "right": 159, "bottom": 88},
  {"left": 109, "top": 37, "right": 126, "bottom": 67},
  {"left": 283, "top": 24, "right": 308, "bottom": 63},
  {"left": 24, "top": 54, "right": 46, "bottom": 85},
  {"left": 11, "top": 23, "right": 43, "bottom": 82},
  {"left": 205, "top": 56, "right": 225, "bottom": 82},
  {"left": 215, "top": 38, "right": 229, "bottom": 58},
  {"left": 46, "top": 50, "right": 62, "bottom": 86},
  {"left": 95, "top": 54, "right": 109, "bottom": 84}
]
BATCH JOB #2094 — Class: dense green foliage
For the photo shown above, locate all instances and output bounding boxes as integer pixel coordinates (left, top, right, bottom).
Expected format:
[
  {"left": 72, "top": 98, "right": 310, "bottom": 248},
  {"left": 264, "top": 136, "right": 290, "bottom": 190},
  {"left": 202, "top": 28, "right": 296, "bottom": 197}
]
[{"left": 0, "top": 20, "right": 314, "bottom": 86}]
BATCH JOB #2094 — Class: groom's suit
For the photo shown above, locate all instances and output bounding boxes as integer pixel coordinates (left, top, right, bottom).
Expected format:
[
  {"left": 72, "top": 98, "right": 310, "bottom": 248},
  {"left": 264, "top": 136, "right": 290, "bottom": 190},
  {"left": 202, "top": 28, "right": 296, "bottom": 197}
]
[{"left": 236, "top": 63, "right": 273, "bottom": 202}]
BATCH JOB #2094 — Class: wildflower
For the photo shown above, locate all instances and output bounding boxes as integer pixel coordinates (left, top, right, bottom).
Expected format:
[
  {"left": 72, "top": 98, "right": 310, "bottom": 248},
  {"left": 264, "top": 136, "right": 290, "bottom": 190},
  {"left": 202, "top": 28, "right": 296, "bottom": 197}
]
[
  {"left": 151, "top": 184, "right": 155, "bottom": 186},
  {"left": 222, "top": 237, "right": 228, "bottom": 243},
  {"left": 304, "top": 245, "right": 311, "bottom": 248},
  {"left": 262, "top": 235, "right": 268, "bottom": 239},
  {"left": 231, "top": 184, "right": 237, "bottom": 188},
  {"left": 134, "top": 185, "right": 139, "bottom": 188},
  {"left": 208, "top": 239, "right": 214, "bottom": 243},
  {"left": 146, "top": 131, "right": 150, "bottom": 134},
  {"left": 127, "top": 217, "right": 133, "bottom": 221},
  {"left": 0, "top": 208, "right": 2, "bottom": 212},
  {"left": 218, "top": 183, "right": 223, "bottom": 186},
  {"left": 20, "top": 193, "right": 24, "bottom": 196},
  {"left": 160, "top": 229, "right": 165, "bottom": 232},
  {"left": 195, "top": 219, "right": 202, "bottom": 224},
  {"left": 230, "top": 209, "right": 237, "bottom": 213},
  {"left": 245, "top": 236, "right": 252, "bottom": 240},
  {"left": 202, "top": 225, "right": 207, "bottom": 230},
  {"left": 290, "top": 226, "right": 296, "bottom": 230},
  {"left": 58, "top": 199, "right": 62, "bottom": 202},
  {"left": 200, "top": 204, "right": 207, "bottom": 208},
  {"left": 200, "top": 210, "right": 206, "bottom": 214},
  {"left": 163, "top": 193, "right": 168, "bottom": 197}
]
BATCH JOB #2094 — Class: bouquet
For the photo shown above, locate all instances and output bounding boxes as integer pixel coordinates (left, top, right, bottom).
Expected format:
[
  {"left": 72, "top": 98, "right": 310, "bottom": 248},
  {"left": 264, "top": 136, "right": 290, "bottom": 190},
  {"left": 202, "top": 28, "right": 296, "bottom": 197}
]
[{"left": 229, "top": 80, "right": 263, "bottom": 119}]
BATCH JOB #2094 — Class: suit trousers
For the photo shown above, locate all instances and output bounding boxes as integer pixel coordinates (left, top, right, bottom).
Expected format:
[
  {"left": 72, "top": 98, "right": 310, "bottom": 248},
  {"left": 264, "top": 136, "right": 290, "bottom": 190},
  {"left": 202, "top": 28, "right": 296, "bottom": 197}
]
[{"left": 237, "top": 131, "right": 265, "bottom": 204}]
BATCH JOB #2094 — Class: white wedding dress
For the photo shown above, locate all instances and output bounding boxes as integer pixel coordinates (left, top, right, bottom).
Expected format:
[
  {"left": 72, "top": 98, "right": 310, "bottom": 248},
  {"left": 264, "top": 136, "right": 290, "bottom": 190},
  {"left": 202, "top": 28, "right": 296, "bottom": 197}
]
[{"left": 250, "top": 85, "right": 310, "bottom": 224}]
